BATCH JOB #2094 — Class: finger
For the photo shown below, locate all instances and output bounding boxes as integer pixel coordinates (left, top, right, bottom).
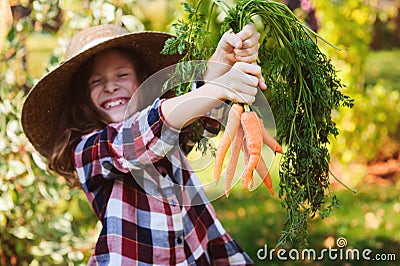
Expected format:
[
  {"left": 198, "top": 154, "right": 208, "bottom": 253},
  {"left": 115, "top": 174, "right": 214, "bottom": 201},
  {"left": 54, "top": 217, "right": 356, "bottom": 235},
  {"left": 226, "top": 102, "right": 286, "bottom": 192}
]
[
  {"left": 220, "top": 29, "right": 242, "bottom": 50},
  {"left": 239, "top": 70, "right": 266, "bottom": 90},
  {"left": 234, "top": 43, "right": 260, "bottom": 61},
  {"left": 245, "top": 95, "right": 256, "bottom": 105},
  {"left": 258, "top": 76, "right": 267, "bottom": 90},
  {"left": 240, "top": 37, "right": 260, "bottom": 49},
  {"left": 236, "top": 23, "right": 257, "bottom": 41},
  {"left": 235, "top": 52, "right": 259, "bottom": 63},
  {"left": 236, "top": 62, "right": 262, "bottom": 79},
  {"left": 241, "top": 94, "right": 256, "bottom": 105},
  {"left": 231, "top": 92, "right": 256, "bottom": 105},
  {"left": 243, "top": 74, "right": 259, "bottom": 88}
]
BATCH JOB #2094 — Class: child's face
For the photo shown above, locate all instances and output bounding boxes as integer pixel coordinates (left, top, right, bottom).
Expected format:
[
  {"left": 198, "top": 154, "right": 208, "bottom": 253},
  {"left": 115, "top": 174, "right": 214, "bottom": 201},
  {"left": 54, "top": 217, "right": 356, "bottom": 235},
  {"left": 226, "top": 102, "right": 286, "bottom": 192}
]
[{"left": 88, "top": 49, "right": 139, "bottom": 123}]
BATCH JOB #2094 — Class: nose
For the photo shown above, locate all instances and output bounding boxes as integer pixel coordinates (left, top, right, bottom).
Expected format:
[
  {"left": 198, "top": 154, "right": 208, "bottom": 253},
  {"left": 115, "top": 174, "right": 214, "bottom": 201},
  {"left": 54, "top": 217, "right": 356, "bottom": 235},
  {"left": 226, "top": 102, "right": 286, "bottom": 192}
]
[{"left": 104, "top": 79, "right": 119, "bottom": 93}]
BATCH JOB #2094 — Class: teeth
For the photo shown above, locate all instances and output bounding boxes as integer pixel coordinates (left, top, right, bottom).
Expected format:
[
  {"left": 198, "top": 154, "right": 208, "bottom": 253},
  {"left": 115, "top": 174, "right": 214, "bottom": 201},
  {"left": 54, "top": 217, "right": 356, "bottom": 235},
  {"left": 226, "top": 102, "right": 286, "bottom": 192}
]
[{"left": 105, "top": 99, "right": 124, "bottom": 109}]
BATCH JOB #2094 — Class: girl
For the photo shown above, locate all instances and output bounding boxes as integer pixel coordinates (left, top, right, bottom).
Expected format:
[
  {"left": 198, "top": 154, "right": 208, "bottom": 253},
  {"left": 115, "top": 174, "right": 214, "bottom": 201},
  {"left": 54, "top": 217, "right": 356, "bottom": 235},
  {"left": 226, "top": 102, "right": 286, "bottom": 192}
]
[{"left": 22, "top": 23, "right": 265, "bottom": 265}]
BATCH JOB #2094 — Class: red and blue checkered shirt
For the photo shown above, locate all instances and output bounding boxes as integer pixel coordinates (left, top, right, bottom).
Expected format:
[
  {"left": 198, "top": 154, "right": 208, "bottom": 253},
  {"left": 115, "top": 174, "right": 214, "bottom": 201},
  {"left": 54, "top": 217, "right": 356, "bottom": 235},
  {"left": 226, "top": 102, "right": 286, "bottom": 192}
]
[{"left": 74, "top": 98, "right": 254, "bottom": 265}]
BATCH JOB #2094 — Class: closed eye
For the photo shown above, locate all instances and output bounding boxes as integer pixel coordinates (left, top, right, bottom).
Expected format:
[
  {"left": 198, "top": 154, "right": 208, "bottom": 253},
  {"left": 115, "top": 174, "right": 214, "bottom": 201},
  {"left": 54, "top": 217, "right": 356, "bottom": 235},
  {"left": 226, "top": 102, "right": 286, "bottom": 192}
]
[
  {"left": 89, "top": 79, "right": 102, "bottom": 86},
  {"left": 117, "top": 72, "right": 130, "bottom": 78}
]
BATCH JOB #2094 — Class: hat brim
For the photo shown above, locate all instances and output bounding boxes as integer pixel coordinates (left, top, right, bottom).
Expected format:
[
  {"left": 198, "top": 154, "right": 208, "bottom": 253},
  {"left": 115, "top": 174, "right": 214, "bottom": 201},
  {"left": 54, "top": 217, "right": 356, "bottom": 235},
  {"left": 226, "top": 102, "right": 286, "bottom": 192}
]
[{"left": 22, "top": 31, "right": 182, "bottom": 158}]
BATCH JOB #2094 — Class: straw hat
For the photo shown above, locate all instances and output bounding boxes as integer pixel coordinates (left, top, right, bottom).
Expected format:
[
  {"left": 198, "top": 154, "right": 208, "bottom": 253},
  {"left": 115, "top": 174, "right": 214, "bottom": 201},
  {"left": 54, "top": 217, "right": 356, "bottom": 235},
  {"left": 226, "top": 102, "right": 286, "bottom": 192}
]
[{"left": 21, "top": 24, "right": 182, "bottom": 158}]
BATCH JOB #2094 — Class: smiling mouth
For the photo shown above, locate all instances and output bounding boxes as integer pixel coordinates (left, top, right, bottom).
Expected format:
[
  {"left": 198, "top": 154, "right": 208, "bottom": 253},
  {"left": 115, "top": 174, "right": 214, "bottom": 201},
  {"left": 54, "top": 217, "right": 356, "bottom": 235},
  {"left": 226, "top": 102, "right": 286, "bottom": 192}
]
[{"left": 102, "top": 98, "right": 128, "bottom": 109}]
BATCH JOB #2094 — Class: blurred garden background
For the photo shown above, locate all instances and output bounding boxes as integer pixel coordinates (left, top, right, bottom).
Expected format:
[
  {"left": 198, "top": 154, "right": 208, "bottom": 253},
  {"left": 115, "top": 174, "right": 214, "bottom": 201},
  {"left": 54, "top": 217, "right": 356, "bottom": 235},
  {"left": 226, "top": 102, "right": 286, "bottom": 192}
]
[{"left": 1, "top": 0, "right": 400, "bottom": 265}]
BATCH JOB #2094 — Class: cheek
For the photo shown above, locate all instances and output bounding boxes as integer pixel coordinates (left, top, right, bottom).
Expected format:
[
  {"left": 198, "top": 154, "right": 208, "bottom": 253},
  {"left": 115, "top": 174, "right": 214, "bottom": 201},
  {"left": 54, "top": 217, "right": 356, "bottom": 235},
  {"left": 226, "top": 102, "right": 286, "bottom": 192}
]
[
  {"left": 126, "top": 81, "right": 139, "bottom": 98},
  {"left": 89, "top": 88, "right": 100, "bottom": 108}
]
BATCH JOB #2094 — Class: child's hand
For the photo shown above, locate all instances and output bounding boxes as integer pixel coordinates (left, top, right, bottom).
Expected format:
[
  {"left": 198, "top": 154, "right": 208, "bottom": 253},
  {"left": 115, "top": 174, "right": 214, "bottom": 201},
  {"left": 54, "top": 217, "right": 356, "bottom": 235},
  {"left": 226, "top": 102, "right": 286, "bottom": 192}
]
[
  {"left": 213, "top": 61, "right": 262, "bottom": 105},
  {"left": 217, "top": 24, "right": 261, "bottom": 65},
  {"left": 205, "top": 24, "right": 266, "bottom": 90}
]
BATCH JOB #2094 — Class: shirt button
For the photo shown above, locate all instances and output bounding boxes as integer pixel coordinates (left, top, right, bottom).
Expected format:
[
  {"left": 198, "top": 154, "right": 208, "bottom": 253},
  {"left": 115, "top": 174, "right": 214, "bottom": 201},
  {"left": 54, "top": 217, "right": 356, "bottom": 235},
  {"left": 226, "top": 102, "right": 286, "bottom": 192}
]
[
  {"left": 171, "top": 200, "right": 177, "bottom": 207},
  {"left": 177, "top": 237, "right": 183, "bottom": 244}
]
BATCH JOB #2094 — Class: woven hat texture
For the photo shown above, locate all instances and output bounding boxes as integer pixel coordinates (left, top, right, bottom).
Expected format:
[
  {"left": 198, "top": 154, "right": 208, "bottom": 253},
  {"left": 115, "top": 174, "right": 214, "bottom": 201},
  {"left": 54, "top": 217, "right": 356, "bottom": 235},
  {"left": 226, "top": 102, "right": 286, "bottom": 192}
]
[{"left": 21, "top": 24, "right": 181, "bottom": 157}]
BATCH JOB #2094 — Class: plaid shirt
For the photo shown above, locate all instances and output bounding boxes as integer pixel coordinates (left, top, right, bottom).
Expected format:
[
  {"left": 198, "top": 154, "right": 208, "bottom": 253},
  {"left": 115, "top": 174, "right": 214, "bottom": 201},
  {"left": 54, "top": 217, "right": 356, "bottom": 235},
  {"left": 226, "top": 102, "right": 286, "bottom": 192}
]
[{"left": 74, "top": 98, "right": 254, "bottom": 265}]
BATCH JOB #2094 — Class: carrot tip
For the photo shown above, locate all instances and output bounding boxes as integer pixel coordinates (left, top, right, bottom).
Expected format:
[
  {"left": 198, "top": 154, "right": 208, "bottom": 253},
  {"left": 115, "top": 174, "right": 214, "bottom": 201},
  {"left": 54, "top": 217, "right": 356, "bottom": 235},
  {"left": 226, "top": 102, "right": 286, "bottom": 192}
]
[
  {"left": 276, "top": 146, "right": 284, "bottom": 154},
  {"left": 213, "top": 175, "right": 219, "bottom": 186}
]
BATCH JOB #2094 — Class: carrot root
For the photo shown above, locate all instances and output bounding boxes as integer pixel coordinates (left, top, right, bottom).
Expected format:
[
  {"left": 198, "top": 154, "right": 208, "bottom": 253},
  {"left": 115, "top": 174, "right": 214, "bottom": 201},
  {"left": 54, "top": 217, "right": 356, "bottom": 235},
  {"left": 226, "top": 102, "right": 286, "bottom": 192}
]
[
  {"left": 214, "top": 104, "right": 278, "bottom": 195},
  {"left": 255, "top": 155, "right": 274, "bottom": 195},
  {"left": 259, "top": 117, "right": 284, "bottom": 154},
  {"left": 213, "top": 103, "right": 244, "bottom": 185},
  {"left": 225, "top": 125, "right": 244, "bottom": 197},
  {"left": 240, "top": 111, "right": 262, "bottom": 190}
]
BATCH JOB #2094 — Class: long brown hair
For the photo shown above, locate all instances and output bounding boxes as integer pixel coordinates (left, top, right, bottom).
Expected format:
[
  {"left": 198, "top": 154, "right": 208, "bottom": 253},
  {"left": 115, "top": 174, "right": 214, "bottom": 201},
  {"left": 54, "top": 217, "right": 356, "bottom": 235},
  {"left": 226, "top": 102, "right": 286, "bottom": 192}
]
[{"left": 47, "top": 47, "right": 150, "bottom": 187}]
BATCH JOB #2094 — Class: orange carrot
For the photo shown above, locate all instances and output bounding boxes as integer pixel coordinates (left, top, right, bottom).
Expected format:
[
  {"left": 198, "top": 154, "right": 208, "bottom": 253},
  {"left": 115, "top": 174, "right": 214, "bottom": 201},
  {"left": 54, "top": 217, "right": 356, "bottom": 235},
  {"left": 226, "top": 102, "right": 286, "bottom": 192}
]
[
  {"left": 242, "top": 136, "right": 249, "bottom": 187},
  {"left": 242, "top": 129, "right": 274, "bottom": 195},
  {"left": 214, "top": 103, "right": 244, "bottom": 185},
  {"left": 225, "top": 124, "right": 244, "bottom": 197},
  {"left": 259, "top": 117, "right": 283, "bottom": 154},
  {"left": 256, "top": 155, "right": 275, "bottom": 195},
  {"left": 240, "top": 110, "right": 263, "bottom": 190},
  {"left": 241, "top": 136, "right": 254, "bottom": 190}
]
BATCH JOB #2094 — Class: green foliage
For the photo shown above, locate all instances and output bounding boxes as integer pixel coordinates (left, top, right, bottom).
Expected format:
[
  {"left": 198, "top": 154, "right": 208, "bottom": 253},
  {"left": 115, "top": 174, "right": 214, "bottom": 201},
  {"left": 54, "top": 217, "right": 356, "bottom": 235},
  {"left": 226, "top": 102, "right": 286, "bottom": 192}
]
[
  {"left": 162, "top": 1, "right": 220, "bottom": 155},
  {"left": 264, "top": 37, "right": 352, "bottom": 246},
  {"left": 162, "top": 1, "right": 212, "bottom": 95},
  {"left": 228, "top": 0, "right": 352, "bottom": 248}
]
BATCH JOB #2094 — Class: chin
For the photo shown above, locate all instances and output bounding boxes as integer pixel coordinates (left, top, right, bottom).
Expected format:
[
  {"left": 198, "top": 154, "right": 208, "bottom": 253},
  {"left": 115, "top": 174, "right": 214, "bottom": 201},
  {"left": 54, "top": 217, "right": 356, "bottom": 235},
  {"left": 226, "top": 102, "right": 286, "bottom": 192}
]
[
  {"left": 109, "top": 116, "right": 124, "bottom": 123},
  {"left": 102, "top": 112, "right": 123, "bottom": 124},
  {"left": 103, "top": 108, "right": 128, "bottom": 123}
]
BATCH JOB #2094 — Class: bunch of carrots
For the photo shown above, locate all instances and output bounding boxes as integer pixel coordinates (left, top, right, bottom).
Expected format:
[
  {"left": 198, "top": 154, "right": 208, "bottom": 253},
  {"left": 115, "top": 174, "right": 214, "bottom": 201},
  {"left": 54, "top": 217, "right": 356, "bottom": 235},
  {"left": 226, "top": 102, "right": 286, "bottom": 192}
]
[{"left": 214, "top": 103, "right": 283, "bottom": 197}]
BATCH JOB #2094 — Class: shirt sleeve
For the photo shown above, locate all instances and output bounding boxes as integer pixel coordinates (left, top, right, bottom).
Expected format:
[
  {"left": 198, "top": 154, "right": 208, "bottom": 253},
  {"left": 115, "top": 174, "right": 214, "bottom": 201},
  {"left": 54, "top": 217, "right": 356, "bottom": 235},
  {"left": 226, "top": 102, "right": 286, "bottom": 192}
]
[
  {"left": 120, "top": 98, "right": 181, "bottom": 169},
  {"left": 73, "top": 98, "right": 181, "bottom": 184}
]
